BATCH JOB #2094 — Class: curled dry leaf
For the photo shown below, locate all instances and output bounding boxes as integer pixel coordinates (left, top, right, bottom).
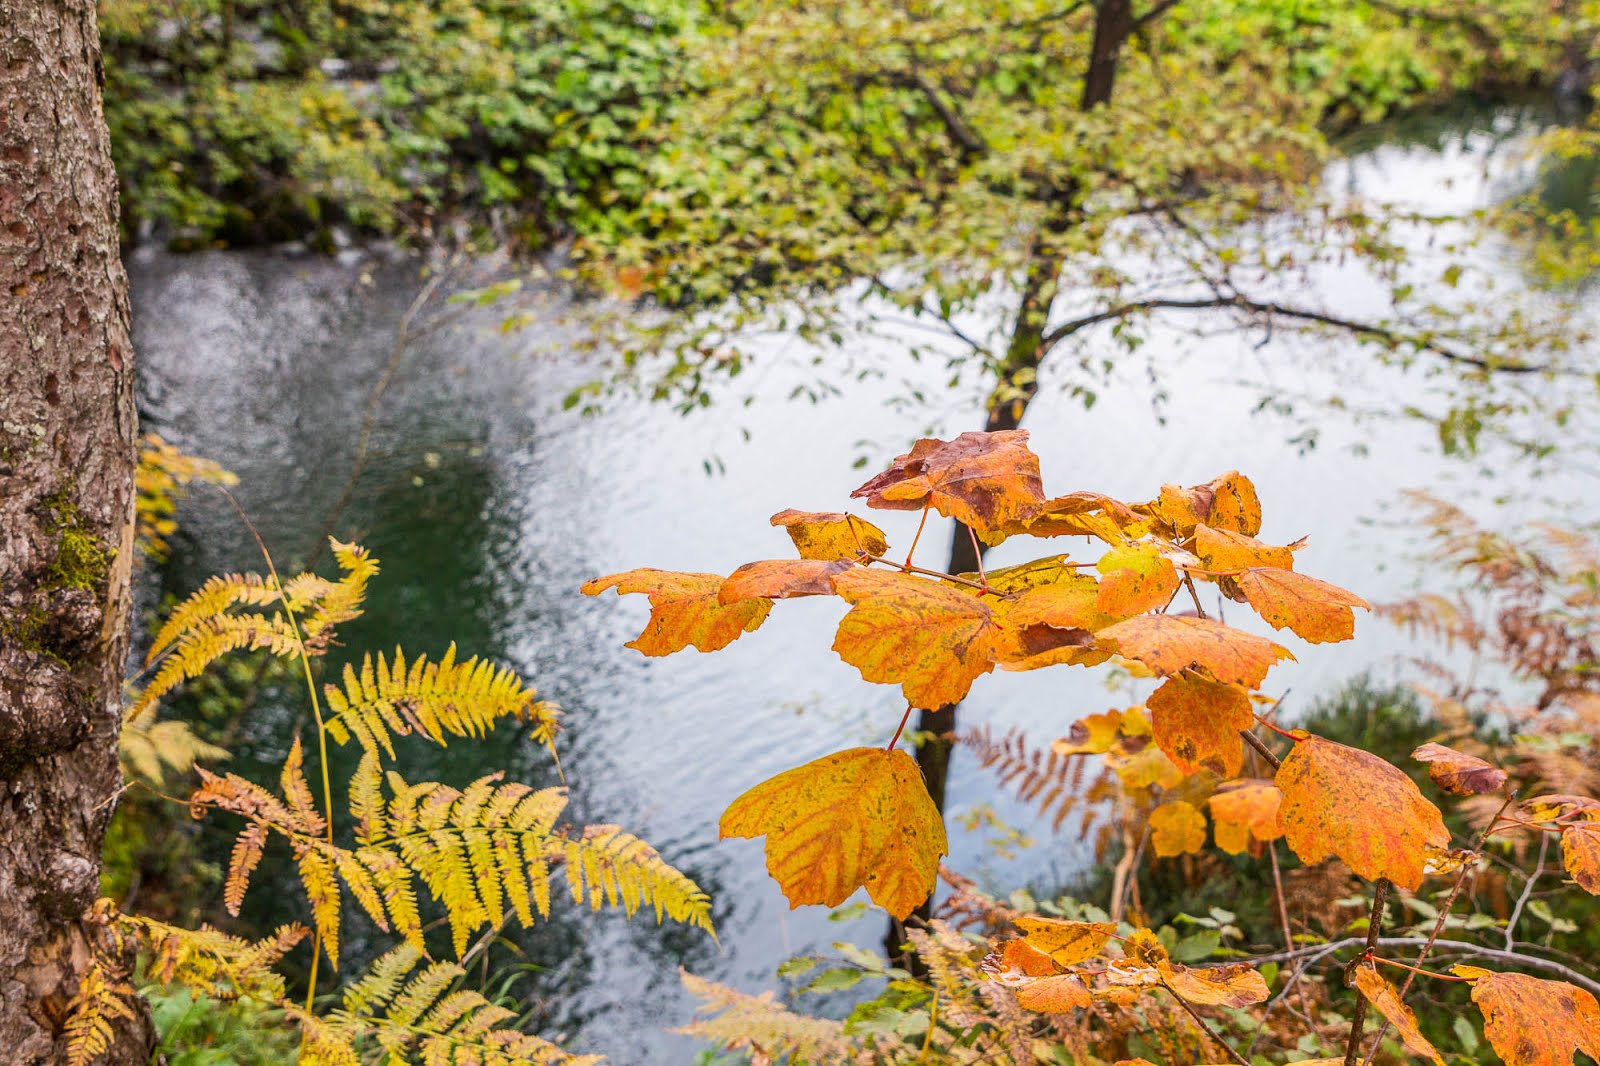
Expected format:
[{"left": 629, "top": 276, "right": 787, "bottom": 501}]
[
  {"left": 1147, "top": 674, "right": 1253, "bottom": 777},
  {"left": 719, "top": 747, "right": 946, "bottom": 920},
  {"left": 1095, "top": 614, "right": 1294, "bottom": 688},
  {"left": 1523, "top": 794, "right": 1600, "bottom": 822},
  {"left": 1276, "top": 735, "right": 1449, "bottom": 890},
  {"left": 980, "top": 938, "right": 1056, "bottom": 984},
  {"left": 719, "top": 559, "right": 851, "bottom": 603},
  {"left": 1140, "top": 472, "right": 1263, "bottom": 537},
  {"left": 831, "top": 568, "right": 1001, "bottom": 708},
  {"left": 1053, "top": 710, "right": 1127, "bottom": 756},
  {"left": 1453, "top": 966, "right": 1600, "bottom": 1066},
  {"left": 1411, "top": 742, "right": 1508, "bottom": 795},
  {"left": 1096, "top": 543, "right": 1180, "bottom": 616},
  {"left": 850, "top": 430, "right": 1045, "bottom": 537},
  {"left": 1561, "top": 821, "right": 1600, "bottom": 894},
  {"left": 769, "top": 509, "right": 889, "bottom": 562},
  {"left": 1235, "top": 568, "right": 1369, "bottom": 644},
  {"left": 1351, "top": 963, "right": 1446, "bottom": 1066},
  {"left": 1158, "top": 961, "right": 1270, "bottom": 1007},
  {"left": 1148, "top": 801, "right": 1208, "bottom": 857},
  {"left": 993, "top": 491, "right": 1148, "bottom": 545},
  {"left": 1013, "top": 916, "right": 1118, "bottom": 967},
  {"left": 1206, "top": 780, "right": 1283, "bottom": 857},
  {"left": 582, "top": 569, "right": 771, "bottom": 655},
  {"left": 1015, "top": 973, "right": 1093, "bottom": 1013}
]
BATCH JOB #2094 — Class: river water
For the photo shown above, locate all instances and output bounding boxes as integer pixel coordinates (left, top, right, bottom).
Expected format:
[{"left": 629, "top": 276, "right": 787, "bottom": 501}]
[{"left": 127, "top": 104, "right": 1598, "bottom": 1061}]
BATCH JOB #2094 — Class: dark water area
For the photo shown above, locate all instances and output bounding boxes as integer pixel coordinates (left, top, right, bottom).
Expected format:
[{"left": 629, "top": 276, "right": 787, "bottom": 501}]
[{"left": 127, "top": 103, "right": 1599, "bottom": 1062}]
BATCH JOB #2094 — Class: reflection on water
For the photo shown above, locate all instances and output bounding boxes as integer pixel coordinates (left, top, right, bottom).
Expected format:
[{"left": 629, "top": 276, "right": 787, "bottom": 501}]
[{"left": 129, "top": 106, "right": 1599, "bottom": 1062}]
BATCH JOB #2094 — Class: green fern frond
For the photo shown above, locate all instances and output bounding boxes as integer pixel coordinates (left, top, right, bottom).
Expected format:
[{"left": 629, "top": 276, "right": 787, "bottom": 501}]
[
  {"left": 308, "top": 946, "right": 601, "bottom": 1066},
  {"left": 323, "top": 644, "right": 559, "bottom": 759},
  {"left": 63, "top": 960, "right": 140, "bottom": 1066},
  {"left": 558, "top": 825, "right": 716, "bottom": 936},
  {"left": 119, "top": 715, "right": 228, "bottom": 787},
  {"left": 676, "top": 969, "right": 862, "bottom": 1063}
]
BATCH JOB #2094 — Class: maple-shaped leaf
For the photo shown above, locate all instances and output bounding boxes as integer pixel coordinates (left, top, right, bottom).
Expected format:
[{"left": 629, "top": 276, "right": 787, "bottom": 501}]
[
  {"left": 719, "top": 559, "right": 851, "bottom": 603},
  {"left": 1158, "top": 961, "right": 1270, "bottom": 1007},
  {"left": 1013, "top": 916, "right": 1118, "bottom": 967},
  {"left": 1140, "top": 473, "right": 1263, "bottom": 537},
  {"left": 719, "top": 747, "right": 946, "bottom": 920},
  {"left": 582, "top": 569, "right": 772, "bottom": 655},
  {"left": 1411, "top": 742, "right": 1508, "bottom": 795},
  {"left": 1454, "top": 966, "right": 1600, "bottom": 1066},
  {"left": 1147, "top": 675, "right": 1253, "bottom": 777},
  {"left": 1149, "top": 801, "right": 1207, "bottom": 857},
  {"left": 1236, "top": 568, "right": 1369, "bottom": 644},
  {"left": 1194, "top": 525, "right": 1295, "bottom": 573},
  {"left": 850, "top": 430, "right": 1045, "bottom": 537},
  {"left": 1016, "top": 973, "right": 1092, "bottom": 1012},
  {"left": 1096, "top": 543, "right": 1180, "bottom": 616},
  {"left": 996, "top": 491, "right": 1149, "bottom": 544},
  {"left": 1562, "top": 821, "right": 1600, "bottom": 894},
  {"left": 769, "top": 509, "right": 889, "bottom": 562},
  {"left": 831, "top": 568, "right": 1001, "bottom": 708},
  {"left": 1207, "top": 780, "right": 1283, "bottom": 855},
  {"left": 1276, "top": 735, "right": 1449, "bottom": 890},
  {"left": 1096, "top": 614, "right": 1294, "bottom": 688},
  {"left": 1351, "top": 963, "right": 1446, "bottom": 1066}
]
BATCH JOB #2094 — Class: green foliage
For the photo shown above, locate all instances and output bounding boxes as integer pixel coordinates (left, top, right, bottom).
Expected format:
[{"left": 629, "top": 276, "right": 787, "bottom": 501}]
[
  {"left": 100, "top": 0, "right": 698, "bottom": 248},
  {"left": 146, "top": 984, "right": 301, "bottom": 1065}
]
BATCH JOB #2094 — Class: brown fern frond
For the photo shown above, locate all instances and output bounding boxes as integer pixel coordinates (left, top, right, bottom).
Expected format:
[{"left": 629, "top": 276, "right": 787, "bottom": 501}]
[
  {"left": 676, "top": 969, "right": 865, "bottom": 1063},
  {"left": 960, "top": 725, "right": 1094, "bottom": 832},
  {"left": 323, "top": 644, "right": 559, "bottom": 759},
  {"left": 937, "top": 865, "right": 1021, "bottom": 932},
  {"left": 905, "top": 921, "right": 988, "bottom": 1030},
  {"left": 63, "top": 960, "right": 140, "bottom": 1066}
]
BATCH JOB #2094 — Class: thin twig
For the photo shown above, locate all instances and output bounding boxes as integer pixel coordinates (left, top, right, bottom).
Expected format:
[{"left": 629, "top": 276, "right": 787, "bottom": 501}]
[
  {"left": 1270, "top": 841, "right": 1326, "bottom": 1038},
  {"left": 1161, "top": 980, "right": 1250, "bottom": 1066},
  {"left": 1343, "top": 878, "right": 1391, "bottom": 1066},
  {"left": 1240, "top": 728, "right": 1282, "bottom": 772},
  {"left": 1504, "top": 832, "right": 1549, "bottom": 951},
  {"left": 1248, "top": 936, "right": 1600, "bottom": 997}
]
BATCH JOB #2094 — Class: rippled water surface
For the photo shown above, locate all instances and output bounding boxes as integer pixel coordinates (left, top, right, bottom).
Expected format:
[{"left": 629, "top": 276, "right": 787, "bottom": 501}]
[{"left": 129, "top": 105, "right": 1599, "bottom": 1061}]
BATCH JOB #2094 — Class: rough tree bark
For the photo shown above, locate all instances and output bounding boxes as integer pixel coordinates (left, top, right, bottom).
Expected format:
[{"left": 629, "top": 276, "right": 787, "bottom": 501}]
[{"left": 1, "top": 1, "right": 152, "bottom": 1061}]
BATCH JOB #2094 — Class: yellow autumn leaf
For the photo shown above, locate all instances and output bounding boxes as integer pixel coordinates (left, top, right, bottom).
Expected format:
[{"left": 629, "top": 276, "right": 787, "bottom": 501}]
[
  {"left": 1351, "top": 963, "right": 1445, "bottom": 1066},
  {"left": 1013, "top": 916, "right": 1119, "bottom": 967},
  {"left": 1149, "top": 801, "right": 1208, "bottom": 857},
  {"left": 582, "top": 569, "right": 772, "bottom": 655},
  {"left": 719, "top": 747, "right": 946, "bottom": 920},
  {"left": 769, "top": 509, "right": 889, "bottom": 562}
]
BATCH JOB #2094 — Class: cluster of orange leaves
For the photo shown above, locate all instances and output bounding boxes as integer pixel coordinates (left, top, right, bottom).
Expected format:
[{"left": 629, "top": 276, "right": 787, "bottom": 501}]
[{"left": 586, "top": 430, "right": 1600, "bottom": 1065}]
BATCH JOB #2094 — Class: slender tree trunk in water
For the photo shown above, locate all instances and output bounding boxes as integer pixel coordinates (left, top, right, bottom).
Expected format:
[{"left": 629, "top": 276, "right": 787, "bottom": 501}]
[
  {"left": 0, "top": 1, "right": 152, "bottom": 1060},
  {"left": 887, "top": 0, "right": 1134, "bottom": 959}
]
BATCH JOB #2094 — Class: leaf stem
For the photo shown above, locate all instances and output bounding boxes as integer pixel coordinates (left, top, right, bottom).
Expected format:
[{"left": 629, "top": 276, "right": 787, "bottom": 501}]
[
  {"left": 1366, "top": 955, "right": 1471, "bottom": 982},
  {"left": 864, "top": 555, "right": 990, "bottom": 592},
  {"left": 966, "top": 525, "right": 989, "bottom": 592},
  {"left": 887, "top": 704, "right": 915, "bottom": 752},
  {"left": 904, "top": 504, "right": 932, "bottom": 569},
  {"left": 1251, "top": 713, "right": 1300, "bottom": 742}
]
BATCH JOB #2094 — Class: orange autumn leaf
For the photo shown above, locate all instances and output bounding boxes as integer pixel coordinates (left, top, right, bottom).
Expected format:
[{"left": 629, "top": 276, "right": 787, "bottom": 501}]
[
  {"left": 1141, "top": 472, "right": 1263, "bottom": 537},
  {"left": 769, "top": 509, "right": 889, "bottom": 562},
  {"left": 989, "top": 613, "right": 1103, "bottom": 672},
  {"left": 980, "top": 938, "right": 1057, "bottom": 983},
  {"left": 1096, "top": 543, "right": 1180, "bottom": 616},
  {"left": 1006, "top": 571, "right": 1117, "bottom": 631},
  {"left": 962, "top": 554, "right": 1081, "bottom": 594},
  {"left": 1207, "top": 780, "right": 1284, "bottom": 855},
  {"left": 831, "top": 568, "right": 1001, "bottom": 708},
  {"left": 1562, "top": 822, "right": 1600, "bottom": 894},
  {"left": 1106, "top": 736, "right": 1184, "bottom": 790},
  {"left": 1236, "top": 568, "right": 1369, "bottom": 644},
  {"left": 1454, "top": 967, "right": 1600, "bottom": 1066},
  {"left": 1351, "top": 963, "right": 1446, "bottom": 1066},
  {"left": 850, "top": 430, "right": 1045, "bottom": 537},
  {"left": 719, "top": 559, "right": 851, "bottom": 603},
  {"left": 1013, "top": 916, "right": 1119, "bottom": 967},
  {"left": 1053, "top": 710, "right": 1126, "bottom": 756},
  {"left": 1276, "top": 735, "right": 1449, "bottom": 890},
  {"left": 1158, "top": 961, "right": 1270, "bottom": 1007},
  {"left": 1147, "top": 675, "right": 1253, "bottom": 777},
  {"left": 990, "top": 491, "right": 1148, "bottom": 545},
  {"left": 582, "top": 569, "right": 772, "bottom": 655},
  {"left": 719, "top": 747, "right": 946, "bottom": 920},
  {"left": 1016, "top": 973, "right": 1092, "bottom": 1012},
  {"left": 1411, "top": 742, "right": 1508, "bottom": 796},
  {"left": 1095, "top": 614, "right": 1294, "bottom": 688},
  {"left": 1523, "top": 794, "right": 1600, "bottom": 822},
  {"left": 1194, "top": 524, "right": 1295, "bottom": 572},
  {"left": 1149, "top": 801, "right": 1207, "bottom": 857}
]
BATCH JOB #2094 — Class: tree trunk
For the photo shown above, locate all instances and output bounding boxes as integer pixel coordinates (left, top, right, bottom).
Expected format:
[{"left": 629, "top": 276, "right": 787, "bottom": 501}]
[
  {"left": 889, "top": 0, "right": 1138, "bottom": 959},
  {"left": 1, "top": 2, "right": 151, "bottom": 1061}
]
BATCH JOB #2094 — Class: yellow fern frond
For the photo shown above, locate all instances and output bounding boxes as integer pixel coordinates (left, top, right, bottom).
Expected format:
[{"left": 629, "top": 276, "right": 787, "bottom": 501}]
[
  {"left": 323, "top": 644, "right": 558, "bottom": 759},
  {"left": 147, "top": 573, "right": 283, "bottom": 663},
  {"left": 130, "top": 614, "right": 303, "bottom": 722},
  {"left": 63, "top": 960, "right": 140, "bottom": 1066},
  {"left": 118, "top": 715, "right": 228, "bottom": 788},
  {"left": 302, "top": 540, "right": 379, "bottom": 652},
  {"left": 106, "top": 904, "right": 307, "bottom": 1001},
  {"left": 558, "top": 825, "right": 715, "bottom": 936},
  {"left": 675, "top": 969, "right": 861, "bottom": 1063},
  {"left": 135, "top": 433, "right": 238, "bottom": 564},
  {"left": 311, "top": 946, "right": 600, "bottom": 1066}
]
